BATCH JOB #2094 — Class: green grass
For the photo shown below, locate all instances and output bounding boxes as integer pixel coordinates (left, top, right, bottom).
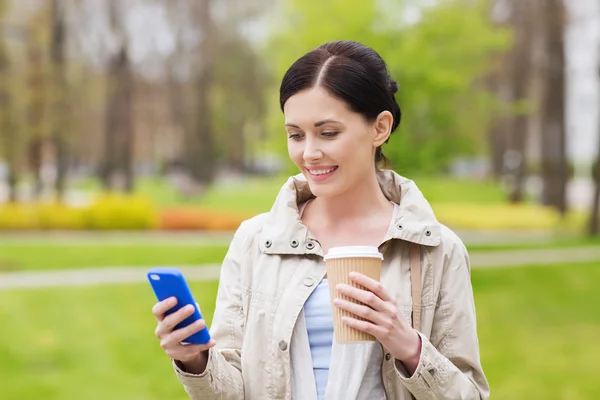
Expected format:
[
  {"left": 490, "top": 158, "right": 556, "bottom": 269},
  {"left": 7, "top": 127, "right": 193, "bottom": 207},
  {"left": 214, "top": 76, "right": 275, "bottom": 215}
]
[
  {"left": 79, "top": 174, "right": 507, "bottom": 211},
  {"left": 0, "top": 281, "right": 219, "bottom": 400},
  {"left": 76, "top": 175, "right": 287, "bottom": 214},
  {"left": 466, "top": 236, "right": 600, "bottom": 252},
  {"left": 1, "top": 262, "right": 600, "bottom": 399},
  {"left": 474, "top": 262, "right": 600, "bottom": 398},
  {"left": 1, "top": 234, "right": 599, "bottom": 272},
  {"left": 0, "top": 244, "right": 228, "bottom": 272}
]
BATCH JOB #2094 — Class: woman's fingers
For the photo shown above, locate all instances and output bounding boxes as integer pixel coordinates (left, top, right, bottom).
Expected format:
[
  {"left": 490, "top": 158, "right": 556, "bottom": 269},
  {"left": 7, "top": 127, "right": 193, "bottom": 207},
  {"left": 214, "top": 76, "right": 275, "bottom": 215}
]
[
  {"left": 159, "top": 321, "right": 200, "bottom": 350},
  {"left": 348, "top": 272, "right": 393, "bottom": 302},
  {"left": 155, "top": 304, "right": 195, "bottom": 338},
  {"left": 336, "top": 283, "right": 386, "bottom": 311},
  {"left": 333, "top": 297, "right": 383, "bottom": 325},
  {"left": 172, "top": 319, "right": 207, "bottom": 343},
  {"left": 340, "top": 315, "right": 386, "bottom": 338},
  {"left": 152, "top": 297, "right": 177, "bottom": 322}
]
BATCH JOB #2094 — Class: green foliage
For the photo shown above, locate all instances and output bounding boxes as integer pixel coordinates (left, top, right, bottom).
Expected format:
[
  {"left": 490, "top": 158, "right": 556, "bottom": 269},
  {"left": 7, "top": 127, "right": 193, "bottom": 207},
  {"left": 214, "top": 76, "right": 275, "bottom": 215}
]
[{"left": 263, "top": 0, "right": 510, "bottom": 173}]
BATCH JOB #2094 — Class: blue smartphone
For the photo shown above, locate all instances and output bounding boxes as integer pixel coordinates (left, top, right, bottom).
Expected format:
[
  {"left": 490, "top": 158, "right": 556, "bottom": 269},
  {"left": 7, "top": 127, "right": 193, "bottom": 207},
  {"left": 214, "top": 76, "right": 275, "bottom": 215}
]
[{"left": 147, "top": 267, "right": 211, "bottom": 345}]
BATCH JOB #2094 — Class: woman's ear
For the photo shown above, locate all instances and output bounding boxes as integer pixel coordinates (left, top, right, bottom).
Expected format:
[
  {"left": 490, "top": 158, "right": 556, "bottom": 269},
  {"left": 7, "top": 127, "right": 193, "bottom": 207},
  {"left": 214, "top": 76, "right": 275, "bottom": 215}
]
[{"left": 373, "top": 110, "right": 393, "bottom": 147}]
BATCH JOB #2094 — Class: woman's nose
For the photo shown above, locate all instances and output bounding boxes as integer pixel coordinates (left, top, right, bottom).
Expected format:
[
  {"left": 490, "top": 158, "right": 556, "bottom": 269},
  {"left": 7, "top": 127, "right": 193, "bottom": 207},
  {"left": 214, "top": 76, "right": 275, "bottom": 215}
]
[{"left": 303, "top": 138, "right": 323, "bottom": 162}]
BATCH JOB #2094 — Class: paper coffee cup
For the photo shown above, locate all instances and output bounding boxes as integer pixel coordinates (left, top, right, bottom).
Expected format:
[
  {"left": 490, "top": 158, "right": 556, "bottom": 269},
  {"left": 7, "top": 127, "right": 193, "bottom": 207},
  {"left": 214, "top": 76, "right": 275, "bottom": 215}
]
[{"left": 324, "top": 246, "right": 383, "bottom": 343}]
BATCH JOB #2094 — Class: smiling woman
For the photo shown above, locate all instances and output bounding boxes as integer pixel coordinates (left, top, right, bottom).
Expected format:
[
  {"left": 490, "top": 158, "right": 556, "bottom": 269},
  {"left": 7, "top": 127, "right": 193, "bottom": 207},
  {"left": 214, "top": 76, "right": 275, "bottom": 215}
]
[{"left": 150, "top": 40, "right": 489, "bottom": 400}]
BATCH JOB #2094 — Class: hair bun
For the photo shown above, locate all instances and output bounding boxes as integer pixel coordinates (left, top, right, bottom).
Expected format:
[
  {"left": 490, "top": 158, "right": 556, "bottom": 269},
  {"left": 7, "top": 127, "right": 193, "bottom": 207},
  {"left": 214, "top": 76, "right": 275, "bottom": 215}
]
[{"left": 389, "top": 79, "right": 399, "bottom": 94}]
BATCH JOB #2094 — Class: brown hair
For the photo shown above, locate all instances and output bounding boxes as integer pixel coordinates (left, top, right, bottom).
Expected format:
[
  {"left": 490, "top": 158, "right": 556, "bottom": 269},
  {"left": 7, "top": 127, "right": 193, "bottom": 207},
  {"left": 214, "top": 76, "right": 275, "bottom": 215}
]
[{"left": 279, "top": 40, "right": 401, "bottom": 166}]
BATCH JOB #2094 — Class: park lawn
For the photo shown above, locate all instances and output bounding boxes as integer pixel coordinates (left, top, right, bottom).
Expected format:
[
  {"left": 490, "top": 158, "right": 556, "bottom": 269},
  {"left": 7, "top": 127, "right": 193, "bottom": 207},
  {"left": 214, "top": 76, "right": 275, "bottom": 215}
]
[
  {"left": 76, "top": 174, "right": 507, "bottom": 211},
  {"left": 75, "top": 175, "right": 287, "bottom": 214},
  {"left": 0, "top": 281, "right": 219, "bottom": 400},
  {"left": 0, "top": 244, "right": 228, "bottom": 272},
  {"left": 139, "top": 174, "right": 508, "bottom": 210},
  {"left": 1, "top": 263, "right": 600, "bottom": 399},
  {"left": 1, "top": 235, "right": 599, "bottom": 272},
  {"left": 466, "top": 235, "right": 600, "bottom": 252}
]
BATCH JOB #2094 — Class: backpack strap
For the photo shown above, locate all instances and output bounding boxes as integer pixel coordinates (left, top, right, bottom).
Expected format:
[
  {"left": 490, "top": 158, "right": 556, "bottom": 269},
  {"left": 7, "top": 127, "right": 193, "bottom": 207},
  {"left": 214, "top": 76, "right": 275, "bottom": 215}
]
[{"left": 409, "top": 243, "right": 422, "bottom": 332}]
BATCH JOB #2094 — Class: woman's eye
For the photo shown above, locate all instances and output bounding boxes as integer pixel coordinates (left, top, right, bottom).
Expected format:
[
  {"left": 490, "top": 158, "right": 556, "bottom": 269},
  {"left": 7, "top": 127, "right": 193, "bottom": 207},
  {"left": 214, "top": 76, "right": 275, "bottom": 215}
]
[
  {"left": 322, "top": 131, "right": 339, "bottom": 137},
  {"left": 288, "top": 133, "right": 303, "bottom": 140}
]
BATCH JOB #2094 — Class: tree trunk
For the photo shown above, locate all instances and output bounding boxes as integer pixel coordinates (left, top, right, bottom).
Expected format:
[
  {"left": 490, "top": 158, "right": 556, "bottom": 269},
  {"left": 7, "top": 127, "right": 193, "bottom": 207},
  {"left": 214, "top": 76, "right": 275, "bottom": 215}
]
[
  {"left": 184, "top": 0, "right": 215, "bottom": 184},
  {"left": 539, "top": 0, "right": 568, "bottom": 214},
  {"left": 25, "top": 31, "right": 46, "bottom": 201},
  {"left": 102, "top": 1, "right": 135, "bottom": 193},
  {"left": 506, "top": 0, "right": 535, "bottom": 203},
  {"left": 0, "top": 28, "right": 18, "bottom": 203},
  {"left": 50, "top": 0, "right": 69, "bottom": 202},
  {"left": 588, "top": 62, "right": 600, "bottom": 236},
  {"left": 103, "top": 47, "right": 135, "bottom": 192},
  {"left": 590, "top": 160, "right": 600, "bottom": 235},
  {"left": 28, "top": 139, "right": 44, "bottom": 199}
]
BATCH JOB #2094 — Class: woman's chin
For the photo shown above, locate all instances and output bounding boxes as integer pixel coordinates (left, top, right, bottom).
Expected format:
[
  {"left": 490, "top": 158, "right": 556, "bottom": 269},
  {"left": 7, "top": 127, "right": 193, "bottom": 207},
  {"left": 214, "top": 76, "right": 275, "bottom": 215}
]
[{"left": 306, "top": 182, "right": 340, "bottom": 199}]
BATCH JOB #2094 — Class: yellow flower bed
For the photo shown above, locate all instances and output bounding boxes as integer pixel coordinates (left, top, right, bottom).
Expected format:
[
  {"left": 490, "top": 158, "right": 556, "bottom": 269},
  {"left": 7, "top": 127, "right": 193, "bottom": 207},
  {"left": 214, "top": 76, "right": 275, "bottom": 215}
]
[
  {"left": 0, "top": 198, "right": 588, "bottom": 232},
  {"left": 433, "top": 203, "right": 587, "bottom": 231},
  {"left": 0, "top": 195, "right": 159, "bottom": 230}
]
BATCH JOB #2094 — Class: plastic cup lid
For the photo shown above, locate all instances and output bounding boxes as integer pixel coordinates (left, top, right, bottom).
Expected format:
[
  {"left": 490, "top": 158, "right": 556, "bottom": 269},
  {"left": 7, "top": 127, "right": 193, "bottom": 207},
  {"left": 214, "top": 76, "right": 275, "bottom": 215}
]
[{"left": 323, "top": 246, "right": 383, "bottom": 261}]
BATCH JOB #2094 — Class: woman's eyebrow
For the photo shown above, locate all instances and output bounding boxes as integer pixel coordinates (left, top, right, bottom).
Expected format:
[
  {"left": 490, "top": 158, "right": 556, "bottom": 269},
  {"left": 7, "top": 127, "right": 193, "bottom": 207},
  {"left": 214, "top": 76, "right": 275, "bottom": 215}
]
[{"left": 284, "top": 119, "right": 342, "bottom": 129}]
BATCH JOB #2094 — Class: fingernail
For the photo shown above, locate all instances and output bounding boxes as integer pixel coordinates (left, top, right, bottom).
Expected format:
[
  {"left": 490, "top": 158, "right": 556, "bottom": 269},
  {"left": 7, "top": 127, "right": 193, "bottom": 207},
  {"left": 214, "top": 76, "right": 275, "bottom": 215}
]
[
  {"left": 349, "top": 272, "right": 358, "bottom": 278},
  {"left": 333, "top": 298, "right": 340, "bottom": 305},
  {"left": 169, "top": 297, "right": 177, "bottom": 305},
  {"left": 187, "top": 305, "right": 195, "bottom": 312}
]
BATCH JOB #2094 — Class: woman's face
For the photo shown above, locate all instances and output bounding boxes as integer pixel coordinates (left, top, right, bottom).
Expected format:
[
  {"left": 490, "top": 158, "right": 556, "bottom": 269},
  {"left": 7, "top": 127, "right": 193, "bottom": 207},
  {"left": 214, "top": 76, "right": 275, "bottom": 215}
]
[{"left": 283, "top": 87, "right": 391, "bottom": 199}]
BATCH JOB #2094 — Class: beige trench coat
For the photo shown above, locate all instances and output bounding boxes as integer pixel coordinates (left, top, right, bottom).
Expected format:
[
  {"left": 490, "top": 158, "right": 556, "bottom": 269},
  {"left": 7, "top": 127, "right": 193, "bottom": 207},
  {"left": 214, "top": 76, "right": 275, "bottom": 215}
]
[{"left": 173, "top": 170, "right": 490, "bottom": 399}]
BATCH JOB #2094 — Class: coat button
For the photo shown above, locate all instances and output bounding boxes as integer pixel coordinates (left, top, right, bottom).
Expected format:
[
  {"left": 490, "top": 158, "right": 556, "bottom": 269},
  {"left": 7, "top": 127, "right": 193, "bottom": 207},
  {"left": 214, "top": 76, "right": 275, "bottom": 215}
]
[
  {"left": 290, "top": 240, "right": 299, "bottom": 248},
  {"left": 265, "top": 240, "right": 272, "bottom": 248},
  {"left": 425, "top": 230, "right": 431, "bottom": 237},
  {"left": 303, "top": 277, "right": 315, "bottom": 287},
  {"left": 279, "top": 340, "right": 288, "bottom": 351},
  {"left": 397, "top": 224, "right": 403, "bottom": 230},
  {"left": 385, "top": 353, "right": 391, "bottom": 361},
  {"left": 306, "top": 241, "right": 315, "bottom": 250}
]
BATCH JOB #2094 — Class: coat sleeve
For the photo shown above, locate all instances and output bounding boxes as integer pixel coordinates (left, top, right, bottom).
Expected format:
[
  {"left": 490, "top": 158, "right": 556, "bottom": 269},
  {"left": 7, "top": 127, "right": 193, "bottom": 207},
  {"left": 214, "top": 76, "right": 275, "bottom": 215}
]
[
  {"left": 172, "top": 221, "right": 252, "bottom": 400},
  {"left": 394, "top": 239, "right": 490, "bottom": 400}
]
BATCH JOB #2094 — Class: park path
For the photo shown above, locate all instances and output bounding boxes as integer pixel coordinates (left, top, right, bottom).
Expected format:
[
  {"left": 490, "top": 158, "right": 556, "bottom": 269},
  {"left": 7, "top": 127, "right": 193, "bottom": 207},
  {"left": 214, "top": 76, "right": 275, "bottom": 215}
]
[{"left": 1, "top": 246, "right": 600, "bottom": 291}]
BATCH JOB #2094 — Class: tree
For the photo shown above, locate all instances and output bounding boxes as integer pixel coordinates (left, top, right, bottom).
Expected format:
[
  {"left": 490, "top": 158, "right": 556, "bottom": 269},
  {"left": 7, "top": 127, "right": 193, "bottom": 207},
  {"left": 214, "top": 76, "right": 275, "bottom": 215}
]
[
  {"left": 101, "top": 0, "right": 135, "bottom": 193},
  {"left": 182, "top": 0, "right": 216, "bottom": 184},
  {"left": 50, "top": 0, "right": 70, "bottom": 201},
  {"left": 266, "top": 0, "right": 510, "bottom": 174},
  {"left": 539, "top": 0, "right": 568, "bottom": 214},
  {"left": 24, "top": 10, "right": 49, "bottom": 200},
  {"left": 0, "top": 34, "right": 17, "bottom": 202},
  {"left": 0, "top": 0, "right": 23, "bottom": 202},
  {"left": 211, "top": 35, "right": 269, "bottom": 172},
  {"left": 507, "top": 0, "right": 536, "bottom": 202},
  {"left": 589, "top": 60, "right": 600, "bottom": 236}
]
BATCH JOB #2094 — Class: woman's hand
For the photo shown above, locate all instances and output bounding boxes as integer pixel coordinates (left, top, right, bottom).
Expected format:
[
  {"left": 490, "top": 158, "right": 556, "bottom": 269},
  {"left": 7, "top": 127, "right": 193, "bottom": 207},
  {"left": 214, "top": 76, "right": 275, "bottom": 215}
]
[
  {"left": 152, "top": 297, "right": 216, "bottom": 374},
  {"left": 333, "top": 272, "right": 422, "bottom": 374}
]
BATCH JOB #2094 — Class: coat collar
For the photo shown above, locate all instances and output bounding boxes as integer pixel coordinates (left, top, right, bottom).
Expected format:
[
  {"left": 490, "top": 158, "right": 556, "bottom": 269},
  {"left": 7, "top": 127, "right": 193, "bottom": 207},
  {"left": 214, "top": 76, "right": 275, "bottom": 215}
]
[{"left": 258, "top": 170, "right": 442, "bottom": 256}]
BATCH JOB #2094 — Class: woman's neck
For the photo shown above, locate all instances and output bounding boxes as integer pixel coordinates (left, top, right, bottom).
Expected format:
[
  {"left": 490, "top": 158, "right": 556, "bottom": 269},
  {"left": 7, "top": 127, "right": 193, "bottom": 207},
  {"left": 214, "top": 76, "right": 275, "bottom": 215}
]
[{"left": 311, "top": 172, "right": 391, "bottom": 226}]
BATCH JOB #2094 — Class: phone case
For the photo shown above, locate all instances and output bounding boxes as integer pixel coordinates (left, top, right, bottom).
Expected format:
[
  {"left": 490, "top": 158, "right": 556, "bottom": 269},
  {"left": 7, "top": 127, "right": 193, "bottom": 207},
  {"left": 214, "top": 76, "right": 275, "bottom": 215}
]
[{"left": 147, "top": 267, "right": 211, "bottom": 345}]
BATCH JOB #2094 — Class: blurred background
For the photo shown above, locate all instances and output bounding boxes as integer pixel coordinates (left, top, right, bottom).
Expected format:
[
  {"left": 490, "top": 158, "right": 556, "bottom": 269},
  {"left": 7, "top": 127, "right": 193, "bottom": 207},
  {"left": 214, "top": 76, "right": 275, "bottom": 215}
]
[{"left": 0, "top": 0, "right": 599, "bottom": 399}]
